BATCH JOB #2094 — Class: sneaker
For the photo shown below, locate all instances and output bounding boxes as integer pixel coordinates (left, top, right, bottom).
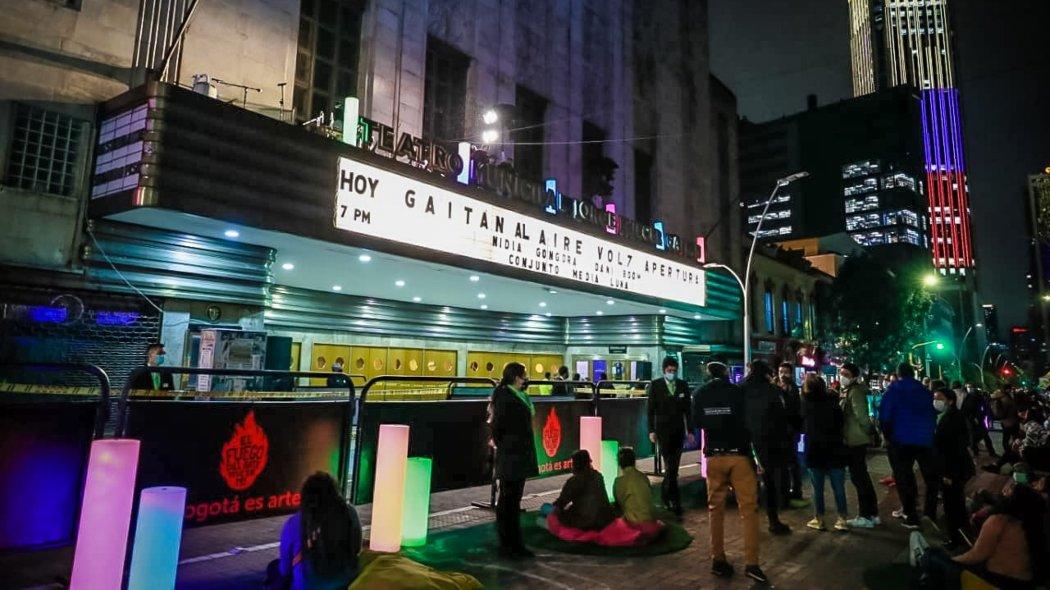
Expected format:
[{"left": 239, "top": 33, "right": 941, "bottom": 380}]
[
  {"left": 711, "top": 559, "right": 735, "bottom": 577},
  {"left": 909, "top": 531, "right": 930, "bottom": 567},
  {"left": 806, "top": 517, "right": 827, "bottom": 531},
  {"left": 788, "top": 498, "right": 811, "bottom": 509},
  {"left": 745, "top": 565, "right": 769, "bottom": 584},
  {"left": 846, "top": 516, "right": 876, "bottom": 528},
  {"left": 892, "top": 507, "right": 906, "bottom": 519},
  {"left": 769, "top": 521, "right": 792, "bottom": 535},
  {"left": 902, "top": 517, "right": 921, "bottom": 530},
  {"left": 870, "top": 516, "right": 882, "bottom": 525},
  {"left": 833, "top": 517, "right": 850, "bottom": 532}
]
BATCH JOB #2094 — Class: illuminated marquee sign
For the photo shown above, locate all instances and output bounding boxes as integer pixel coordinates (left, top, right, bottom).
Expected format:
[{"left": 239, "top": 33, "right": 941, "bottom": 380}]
[{"left": 335, "top": 157, "right": 706, "bottom": 307}]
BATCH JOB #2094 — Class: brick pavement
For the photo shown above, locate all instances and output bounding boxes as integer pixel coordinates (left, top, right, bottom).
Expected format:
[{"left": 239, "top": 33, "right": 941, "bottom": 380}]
[{"left": 5, "top": 451, "right": 931, "bottom": 590}]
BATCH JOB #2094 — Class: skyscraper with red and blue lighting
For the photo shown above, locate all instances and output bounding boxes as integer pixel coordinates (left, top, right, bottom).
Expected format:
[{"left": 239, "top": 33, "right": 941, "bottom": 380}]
[{"left": 849, "top": 0, "right": 974, "bottom": 275}]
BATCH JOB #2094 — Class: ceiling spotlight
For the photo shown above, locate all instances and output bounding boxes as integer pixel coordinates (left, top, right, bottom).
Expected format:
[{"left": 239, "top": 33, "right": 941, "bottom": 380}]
[
  {"left": 481, "top": 304, "right": 489, "bottom": 310},
  {"left": 358, "top": 254, "right": 372, "bottom": 262},
  {"left": 477, "top": 293, "right": 486, "bottom": 299},
  {"left": 596, "top": 310, "right": 604, "bottom": 316},
  {"left": 412, "top": 296, "right": 422, "bottom": 302},
  {"left": 469, "top": 275, "right": 481, "bottom": 282},
  {"left": 481, "top": 129, "right": 499, "bottom": 144},
  {"left": 545, "top": 312, "right": 551, "bottom": 317},
  {"left": 332, "top": 285, "right": 342, "bottom": 291},
  {"left": 281, "top": 262, "right": 295, "bottom": 270},
  {"left": 224, "top": 229, "right": 240, "bottom": 238},
  {"left": 482, "top": 109, "right": 499, "bottom": 125},
  {"left": 539, "top": 302, "right": 547, "bottom": 307},
  {"left": 693, "top": 314, "right": 702, "bottom": 319},
  {"left": 547, "top": 288, "right": 558, "bottom": 294},
  {"left": 395, "top": 280, "right": 405, "bottom": 287},
  {"left": 658, "top": 308, "right": 667, "bottom": 314},
  {"left": 606, "top": 299, "right": 615, "bottom": 306}
]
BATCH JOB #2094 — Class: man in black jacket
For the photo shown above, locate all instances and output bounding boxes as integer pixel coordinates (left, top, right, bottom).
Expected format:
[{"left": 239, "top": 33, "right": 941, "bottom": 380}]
[
  {"left": 129, "top": 342, "right": 174, "bottom": 391},
  {"left": 933, "top": 386, "right": 976, "bottom": 548},
  {"left": 744, "top": 360, "right": 792, "bottom": 535},
  {"left": 647, "top": 356, "right": 694, "bottom": 518},
  {"left": 693, "top": 360, "right": 768, "bottom": 584},
  {"left": 778, "top": 362, "right": 806, "bottom": 505},
  {"left": 959, "top": 383, "right": 997, "bottom": 457}
]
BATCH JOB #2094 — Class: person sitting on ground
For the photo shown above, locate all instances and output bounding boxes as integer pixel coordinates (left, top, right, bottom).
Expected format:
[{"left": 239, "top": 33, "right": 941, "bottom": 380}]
[
  {"left": 552, "top": 449, "right": 616, "bottom": 531},
  {"left": 274, "top": 472, "right": 362, "bottom": 590},
  {"left": 914, "top": 485, "right": 1045, "bottom": 590},
  {"left": 612, "top": 446, "right": 665, "bottom": 538}
]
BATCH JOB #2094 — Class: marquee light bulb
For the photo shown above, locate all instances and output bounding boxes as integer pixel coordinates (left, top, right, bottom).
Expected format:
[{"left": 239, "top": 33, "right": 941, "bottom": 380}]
[
  {"left": 482, "top": 110, "right": 498, "bottom": 125},
  {"left": 481, "top": 129, "right": 499, "bottom": 144}
]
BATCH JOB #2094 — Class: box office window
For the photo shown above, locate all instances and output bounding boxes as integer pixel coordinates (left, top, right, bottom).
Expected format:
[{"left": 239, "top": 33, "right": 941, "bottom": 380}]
[
  {"left": 423, "top": 37, "right": 469, "bottom": 142},
  {"left": 295, "top": 0, "right": 364, "bottom": 123},
  {"left": 4, "top": 103, "right": 88, "bottom": 197}
]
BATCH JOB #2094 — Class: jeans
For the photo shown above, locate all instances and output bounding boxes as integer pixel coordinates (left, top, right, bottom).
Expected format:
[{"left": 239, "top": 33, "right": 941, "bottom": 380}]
[
  {"left": 496, "top": 479, "right": 526, "bottom": 549},
  {"left": 808, "top": 467, "right": 848, "bottom": 517},
  {"left": 706, "top": 455, "right": 760, "bottom": 566},
  {"left": 889, "top": 444, "right": 939, "bottom": 520},
  {"left": 846, "top": 445, "right": 878, "bottom": 518},
  {"left": 659, "top": 432, "right": 685, "bottom": 511}
]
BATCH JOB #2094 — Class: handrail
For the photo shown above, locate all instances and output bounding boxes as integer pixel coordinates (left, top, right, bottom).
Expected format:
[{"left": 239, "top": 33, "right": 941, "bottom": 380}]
[
  {"left": 350, "top": 375, "right": 498, "bottom": 504},
  {"left": 0, "top": 362, "right": 112, "bottom": 438},
  {"left": 118, "top": 366, "right": 356, "bottom": 434}
]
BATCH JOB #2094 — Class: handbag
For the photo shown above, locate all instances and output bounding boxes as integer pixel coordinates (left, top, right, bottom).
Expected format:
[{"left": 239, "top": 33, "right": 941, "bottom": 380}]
[{"left": 264, "top": 551, "right": 301, "bottom": 590}]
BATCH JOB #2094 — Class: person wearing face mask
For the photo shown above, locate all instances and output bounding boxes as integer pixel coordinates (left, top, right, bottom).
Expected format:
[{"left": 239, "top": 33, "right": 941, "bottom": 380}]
[
  {"left": 646, "top": 356, "right": 695, "bottom": 519},
  {"left": 489, "top": 361, "right": 538, "bottom": 559},
  {"left": 130, "top": 342, "right": 174, "bottom": 391},
  {"left": 932, "top": 386, "right": 976, "bottom": 548},
  {"left": 839, "top": 363, "right": 880, "bottom": 528},
  {"left": 778, "top": 362, "right": 807, "bottom": 507}
]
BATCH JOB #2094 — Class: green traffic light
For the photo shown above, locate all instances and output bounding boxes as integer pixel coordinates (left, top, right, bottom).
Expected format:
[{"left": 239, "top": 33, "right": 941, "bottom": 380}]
[{"left": 935, "top": 342, "right": 945, "bottom": 350}]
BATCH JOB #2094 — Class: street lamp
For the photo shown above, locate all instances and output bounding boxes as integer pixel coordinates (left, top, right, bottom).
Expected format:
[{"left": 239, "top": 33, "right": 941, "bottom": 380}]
[
  {"left": 922, "top": 274, "right": 939, "bottom": 288},
  {"left": 727, "top": 171, "right": 809, "bottom": 366}
]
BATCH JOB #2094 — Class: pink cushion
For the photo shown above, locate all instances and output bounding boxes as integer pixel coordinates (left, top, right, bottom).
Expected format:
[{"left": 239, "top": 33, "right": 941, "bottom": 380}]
[{"left": 547, "top": 513, "right": 657, "bottom": 547}]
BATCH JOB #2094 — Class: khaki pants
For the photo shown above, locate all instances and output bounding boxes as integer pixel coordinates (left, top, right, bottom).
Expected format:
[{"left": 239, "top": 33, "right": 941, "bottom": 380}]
[{"left": 706, "top": 454, "right": 760, "bottom": 566}]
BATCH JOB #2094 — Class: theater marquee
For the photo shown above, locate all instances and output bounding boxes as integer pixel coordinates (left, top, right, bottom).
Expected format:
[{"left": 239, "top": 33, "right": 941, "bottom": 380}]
[{"left": 334, "top": 157, "right": 705, "bottom": 307}]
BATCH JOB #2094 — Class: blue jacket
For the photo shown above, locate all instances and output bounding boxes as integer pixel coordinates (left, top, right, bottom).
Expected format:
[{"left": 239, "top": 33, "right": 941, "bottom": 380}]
[{"left": 878, "top": 377, "right": 936, "bottom": 447}]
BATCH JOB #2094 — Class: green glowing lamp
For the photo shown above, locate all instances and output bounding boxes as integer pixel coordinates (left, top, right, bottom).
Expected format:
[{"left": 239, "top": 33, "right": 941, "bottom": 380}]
[
  {"left": 601, "top": 440, "right": 619, "bottom": 502},
  {"left": 935, "top": 342, "right": 945, "bottom": 350},
  {"left": 400, "top": 457, "right": 433, "bottom": 547}
]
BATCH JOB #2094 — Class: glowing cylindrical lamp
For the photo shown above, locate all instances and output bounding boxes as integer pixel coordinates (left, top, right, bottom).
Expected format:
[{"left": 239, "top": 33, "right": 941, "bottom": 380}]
[
  {"left": 580, "top": 416, "right": 602, "bottom": 472},
  {"left": 400, "top": 457, "right": 433, "bottom": 547},
  {"left": 601, "top": 440, "right": 619, "bottom": 501},
  {"left": 70, "top": 438, "right": 141, "bottom": 590},
  {"left": 699, "top": 430, "right": 707, "bottom": 478},
  {"left": 370, "top": 424, "right": 410, "bottom": 552},
  {"left": 457, "top": 142, "right": 472, "bottom": 184},
  {"left": 128, "top": 486, "right": 187, "bottom": 590}
]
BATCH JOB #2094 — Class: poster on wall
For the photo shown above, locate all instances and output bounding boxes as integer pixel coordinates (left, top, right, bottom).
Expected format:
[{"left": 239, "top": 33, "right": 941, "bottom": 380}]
[{"left": 334, "top": 157, "right": 705, "bottom": 307}]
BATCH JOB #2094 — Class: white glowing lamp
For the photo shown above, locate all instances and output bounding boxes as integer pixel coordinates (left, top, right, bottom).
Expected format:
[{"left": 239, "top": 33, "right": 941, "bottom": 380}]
[{"left": 370, "top": 424, "right": 410, "bottom": 552}]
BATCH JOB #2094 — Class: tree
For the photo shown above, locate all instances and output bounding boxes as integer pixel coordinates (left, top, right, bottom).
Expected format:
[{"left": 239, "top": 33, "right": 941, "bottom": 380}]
[{"left": 821, "top": 255, "right": 933, "bottom": 373}]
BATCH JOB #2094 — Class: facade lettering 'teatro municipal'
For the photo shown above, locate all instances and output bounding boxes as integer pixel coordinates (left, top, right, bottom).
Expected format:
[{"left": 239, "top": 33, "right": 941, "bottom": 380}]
[{"left": 334, "top": 157, "right": 706, "bottom": 307}]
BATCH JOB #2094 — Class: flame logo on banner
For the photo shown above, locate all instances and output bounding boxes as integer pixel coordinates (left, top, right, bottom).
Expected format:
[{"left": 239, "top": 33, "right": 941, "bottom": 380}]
[
  {"left": 219, "top": 411, "right": 269, "bottom": 491},
  {"left": 542, "top": 407, "right": 562, "bottom": 458}
]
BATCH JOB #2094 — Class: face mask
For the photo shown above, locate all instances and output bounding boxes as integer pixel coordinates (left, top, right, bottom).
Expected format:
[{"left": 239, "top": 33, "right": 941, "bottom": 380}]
[
  {"left": 664, "top": 371, "right": 676, "bottom": 381},
  {"left": 840, "top": 376, "right": 853, "bottom": 387},
  {"left": 154, "top": 354, "right": 166, "bottom": 366},
  {"left": 933, "top": 400, "right": 946, "bottom": 413},
  {"left": 1014, "top": 471, "right": 1029, "bottom": 485}
]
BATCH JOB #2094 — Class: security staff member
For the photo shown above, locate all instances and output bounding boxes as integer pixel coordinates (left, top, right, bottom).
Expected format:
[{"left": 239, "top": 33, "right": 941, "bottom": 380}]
[
  {"left": 647, "top": 356, "right": 694, "bottom": 518},
  {"left": 693, "top": 359, "right": 768, "bottom": 584},
  {"left": 130, "top": 342, "right": 174, "bottom": 391}
]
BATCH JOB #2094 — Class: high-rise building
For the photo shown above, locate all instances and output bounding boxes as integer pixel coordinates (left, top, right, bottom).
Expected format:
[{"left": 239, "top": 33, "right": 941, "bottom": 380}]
[{"left": 848, "top": 0, "right": 975, "bottom": 275}]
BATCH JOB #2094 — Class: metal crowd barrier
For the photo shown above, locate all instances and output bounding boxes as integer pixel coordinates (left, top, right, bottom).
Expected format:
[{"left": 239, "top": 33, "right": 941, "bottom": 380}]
[
  {"left": 350, "top": 375, "right": 499, "bottom": 504},
  {"left": 0, "top": 362, "right": 112, "bottom": 438}
]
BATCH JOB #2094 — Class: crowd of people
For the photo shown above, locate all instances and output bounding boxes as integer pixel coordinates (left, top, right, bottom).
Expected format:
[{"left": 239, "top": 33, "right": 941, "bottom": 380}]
[{"left": 267, "top": 356, "right": 1050, "bottom": 589}]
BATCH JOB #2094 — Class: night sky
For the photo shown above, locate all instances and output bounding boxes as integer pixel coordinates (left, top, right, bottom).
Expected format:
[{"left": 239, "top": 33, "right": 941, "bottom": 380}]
[{"left": 709, "top": 0, "right": 1050, "bottom": 334}]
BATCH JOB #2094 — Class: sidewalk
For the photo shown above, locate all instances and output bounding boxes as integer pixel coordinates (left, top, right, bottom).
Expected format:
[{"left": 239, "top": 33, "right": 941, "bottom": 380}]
[{"left": 4, "top": 451, "right": 928, "bottom": 590}]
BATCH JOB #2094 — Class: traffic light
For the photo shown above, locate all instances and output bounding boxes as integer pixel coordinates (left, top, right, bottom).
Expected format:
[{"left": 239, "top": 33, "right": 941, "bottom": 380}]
[
  {"left": 934, "top": 342, "right": 945, "bottom": 351},
  {"left": 1000, "top": 366, "right": 1013, "bottom": 377}
]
